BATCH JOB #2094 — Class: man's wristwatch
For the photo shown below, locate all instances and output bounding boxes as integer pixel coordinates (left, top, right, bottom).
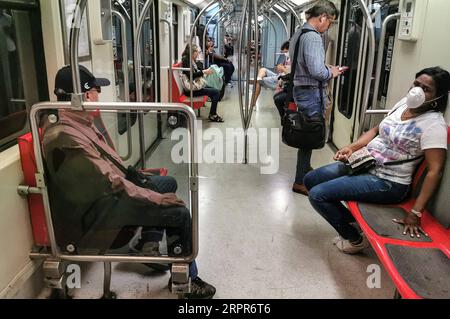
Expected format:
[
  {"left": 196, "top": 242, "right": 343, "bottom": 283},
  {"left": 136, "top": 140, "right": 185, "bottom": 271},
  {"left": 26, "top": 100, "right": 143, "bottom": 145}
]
[{"left": 410, "top": 209, "right": 423, "bottom": 218}]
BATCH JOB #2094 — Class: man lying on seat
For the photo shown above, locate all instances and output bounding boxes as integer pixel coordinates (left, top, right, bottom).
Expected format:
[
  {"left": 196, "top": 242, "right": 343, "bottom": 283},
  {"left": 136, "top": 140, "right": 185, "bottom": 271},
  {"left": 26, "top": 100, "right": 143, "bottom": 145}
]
[{"left": 42, "top": 65, "right": 216, "bottom": 299}]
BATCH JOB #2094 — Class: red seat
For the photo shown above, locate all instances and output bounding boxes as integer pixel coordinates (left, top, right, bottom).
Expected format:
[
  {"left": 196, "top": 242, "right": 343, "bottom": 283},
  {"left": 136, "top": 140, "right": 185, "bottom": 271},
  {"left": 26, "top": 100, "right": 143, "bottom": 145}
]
[
  {"left": 346, "top": 127, "right": 450, "bottom": 299},
  {"left": 18, "top": 132, "right": 49, "bottom": 247},
  {"left": 171, "top": 62, "right": 207, "bottom": 110}
]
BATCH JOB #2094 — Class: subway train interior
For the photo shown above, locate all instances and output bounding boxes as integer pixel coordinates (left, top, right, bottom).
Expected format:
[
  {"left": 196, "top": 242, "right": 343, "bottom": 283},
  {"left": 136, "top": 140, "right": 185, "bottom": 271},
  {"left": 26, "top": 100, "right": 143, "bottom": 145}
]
[{"left": 0, "top": 0, "right": 449, "bottom": 300}]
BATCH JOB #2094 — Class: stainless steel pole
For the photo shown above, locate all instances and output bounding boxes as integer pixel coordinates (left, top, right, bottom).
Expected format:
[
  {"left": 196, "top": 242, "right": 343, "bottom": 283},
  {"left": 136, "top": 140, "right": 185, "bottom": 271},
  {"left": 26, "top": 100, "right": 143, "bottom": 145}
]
[
  {"left": 356, "top": 0, "right": 376, "bottom": 137},
  {"left": 188, "top": 1, "right": 220, "bottom": 110},
  {"left": 69, "top": 0, "right": 88, "bottom": 101},
  {"left": 371, "top": 13, "right": 401, "bottom": 110},
  {"left": 160, "top": 18, "right": 173, "bottom": 102},
  {"left": 282, "top": 0, "right": 301, "bottom": 27},
  {"left": 262, "top": 14, "right": 278, "bottom": 67},
  {"left": 270, "top": 8, "right": 289, "bottom": 39},
  {"left": 112, "top": 10, "right": 133, "bottom": 162},
  {"left": 133, "top": 0, "right": 154, "bottom": 169}
]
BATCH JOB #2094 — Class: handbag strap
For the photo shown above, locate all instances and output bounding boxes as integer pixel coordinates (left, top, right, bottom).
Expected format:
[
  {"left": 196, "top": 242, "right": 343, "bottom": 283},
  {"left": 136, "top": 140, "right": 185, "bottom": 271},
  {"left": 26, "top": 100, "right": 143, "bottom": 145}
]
[
  {"left": 384, "top": 155, "right": 424, "bottom": 166},
  {"left": 59, "top": 122, "right": 129, "bottom": 175}
]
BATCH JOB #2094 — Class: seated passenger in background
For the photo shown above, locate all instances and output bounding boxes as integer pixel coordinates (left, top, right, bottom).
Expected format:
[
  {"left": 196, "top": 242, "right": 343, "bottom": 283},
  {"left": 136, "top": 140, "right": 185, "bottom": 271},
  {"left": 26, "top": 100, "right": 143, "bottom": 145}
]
[
  {"left": 43, "top": 65, "right": 216, "bottom": 299},
  {"left": 304, "top": 67, "right": 450, "bottom": 254},
  {"left": 251, "top": 41, "right": 291, "bottom": 109},
  {"left": 205, "top": 38, "right": 235, "bottom": 87},
  {"left": 223, "top": 34, "right": 234, "bottom": 58},
  {"left": 182, "top": 44, "right": 224, "bottom": 122}
]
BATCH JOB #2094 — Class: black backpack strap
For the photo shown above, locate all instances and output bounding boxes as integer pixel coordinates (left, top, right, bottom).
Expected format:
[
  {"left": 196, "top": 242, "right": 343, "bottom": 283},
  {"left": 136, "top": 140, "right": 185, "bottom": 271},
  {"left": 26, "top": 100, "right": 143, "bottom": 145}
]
[{"left": 286, "top": 28, "right": 319, "bottom": 107}]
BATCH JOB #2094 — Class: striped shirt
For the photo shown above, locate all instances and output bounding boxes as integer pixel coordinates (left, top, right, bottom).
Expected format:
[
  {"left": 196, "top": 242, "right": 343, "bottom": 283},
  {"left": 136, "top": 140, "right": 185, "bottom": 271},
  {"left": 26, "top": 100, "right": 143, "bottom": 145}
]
[{"left": 292, "top": 23, "right": 332, "bottom": 87}]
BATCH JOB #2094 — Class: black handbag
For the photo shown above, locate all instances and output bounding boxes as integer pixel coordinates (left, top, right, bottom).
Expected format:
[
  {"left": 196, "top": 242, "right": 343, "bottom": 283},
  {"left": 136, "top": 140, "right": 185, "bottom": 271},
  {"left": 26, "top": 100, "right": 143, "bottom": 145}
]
[
  {"left": 345, "top": 147, "right": 377, "bottom": 175},
  {"left": 281, "top": 28, "right": 326, "bottom": 150},
  {"left": 282, "top": 110, "right": 326, "bottom": 150}
]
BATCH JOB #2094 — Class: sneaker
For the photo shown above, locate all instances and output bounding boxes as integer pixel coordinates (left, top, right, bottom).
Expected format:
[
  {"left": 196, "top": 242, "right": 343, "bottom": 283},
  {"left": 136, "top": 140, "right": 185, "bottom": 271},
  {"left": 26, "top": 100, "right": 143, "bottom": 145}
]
[
  {"left": 334, "top": 234, "right": 370, "bottom": 254},
  {"left": 332, "top": 235, "right": 343, "bottom": 245},
  {"left": 169, "top": 277, "right": 216, "bottom": 299}
]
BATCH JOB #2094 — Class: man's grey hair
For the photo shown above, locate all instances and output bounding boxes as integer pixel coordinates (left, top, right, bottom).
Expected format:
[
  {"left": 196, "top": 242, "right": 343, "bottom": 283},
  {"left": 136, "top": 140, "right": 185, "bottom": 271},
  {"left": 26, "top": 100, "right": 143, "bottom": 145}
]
[{"left": 306, "top": 0, "right": 339, "bottom": 20}]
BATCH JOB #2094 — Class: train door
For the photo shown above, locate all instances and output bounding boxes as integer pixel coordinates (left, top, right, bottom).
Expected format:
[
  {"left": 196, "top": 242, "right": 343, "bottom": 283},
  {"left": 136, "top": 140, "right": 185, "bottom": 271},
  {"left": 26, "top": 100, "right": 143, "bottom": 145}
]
[
  {"left": 0, "top": 1, "right": 48, "bottom": 150},
  {"left": 331, "top": 0, "right": 399, "bottom": 149}
]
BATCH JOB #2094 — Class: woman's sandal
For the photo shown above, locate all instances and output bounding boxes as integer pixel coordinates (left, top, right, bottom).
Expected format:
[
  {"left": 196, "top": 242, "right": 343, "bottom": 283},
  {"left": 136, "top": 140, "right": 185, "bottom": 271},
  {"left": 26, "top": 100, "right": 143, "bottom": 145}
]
[{"left": 208, "top": 114, "right": 224, "bottom": 122}]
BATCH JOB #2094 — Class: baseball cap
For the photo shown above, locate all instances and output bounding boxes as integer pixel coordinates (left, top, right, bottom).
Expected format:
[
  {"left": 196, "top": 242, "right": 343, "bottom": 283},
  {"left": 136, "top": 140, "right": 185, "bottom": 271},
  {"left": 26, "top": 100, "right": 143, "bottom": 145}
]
[{"left": 54, "top": 65, "right": 110, "bottom": 96}]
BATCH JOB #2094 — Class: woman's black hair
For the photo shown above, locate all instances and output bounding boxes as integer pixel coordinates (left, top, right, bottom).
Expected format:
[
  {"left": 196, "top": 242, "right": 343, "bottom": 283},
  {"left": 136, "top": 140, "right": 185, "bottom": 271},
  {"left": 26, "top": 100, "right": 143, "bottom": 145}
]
[
  {"left": 281, "top": 41, "right": 290, "bottom": 51},
  {"left": 305, "top": 0, "right": 339, "bottom": 20},
  {"left": 415, "top": 66, "right": 450, "bottom": 113}
]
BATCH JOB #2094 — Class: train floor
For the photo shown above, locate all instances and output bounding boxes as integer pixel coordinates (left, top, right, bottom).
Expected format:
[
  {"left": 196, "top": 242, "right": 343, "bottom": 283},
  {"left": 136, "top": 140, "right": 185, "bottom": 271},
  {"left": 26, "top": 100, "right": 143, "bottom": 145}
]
[{"left": 38, "top": 84, "right": 395, "bottom": 299}]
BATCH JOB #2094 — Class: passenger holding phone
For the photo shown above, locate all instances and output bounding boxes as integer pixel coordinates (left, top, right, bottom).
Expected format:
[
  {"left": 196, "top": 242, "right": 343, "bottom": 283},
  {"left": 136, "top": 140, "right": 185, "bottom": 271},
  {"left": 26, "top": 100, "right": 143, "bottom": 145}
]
[{"left": 291, "top": 0, "right": 344, "bottom": 196}]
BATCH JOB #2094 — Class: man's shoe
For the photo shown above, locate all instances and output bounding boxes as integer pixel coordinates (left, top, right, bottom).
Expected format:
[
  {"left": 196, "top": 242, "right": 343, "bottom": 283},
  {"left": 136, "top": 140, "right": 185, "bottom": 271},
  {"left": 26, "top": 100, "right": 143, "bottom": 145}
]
[
  {"left": 334, "top": 234, "right": 370, "bottom": 254},
  {"left": 292, "top": 183, "right": 308, "bottom": 196},
  {"left": 169, "top": 277, "right": 216, "bottom": 299}
]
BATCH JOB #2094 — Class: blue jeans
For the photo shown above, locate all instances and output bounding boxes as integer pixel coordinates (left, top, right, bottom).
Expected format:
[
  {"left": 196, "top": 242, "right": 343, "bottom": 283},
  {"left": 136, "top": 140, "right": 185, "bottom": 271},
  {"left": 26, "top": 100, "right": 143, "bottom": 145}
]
[
  {"left": 304, "top": 162, "right": 410, "bottom": 242},
  {"left": 293, "top": 86, "right": 326, "bottom": 184}
]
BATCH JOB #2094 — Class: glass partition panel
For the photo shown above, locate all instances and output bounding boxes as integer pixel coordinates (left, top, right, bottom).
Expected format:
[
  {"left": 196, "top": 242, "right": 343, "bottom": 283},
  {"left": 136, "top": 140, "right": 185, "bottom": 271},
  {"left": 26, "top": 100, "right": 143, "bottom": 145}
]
[{"left": 39, "top": 109, "right": 192, "bottom": 258}]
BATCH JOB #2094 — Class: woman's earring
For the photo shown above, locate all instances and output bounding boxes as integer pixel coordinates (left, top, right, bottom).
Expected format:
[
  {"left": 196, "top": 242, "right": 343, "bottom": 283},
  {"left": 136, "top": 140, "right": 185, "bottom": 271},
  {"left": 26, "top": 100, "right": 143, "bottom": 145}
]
[{"left": 431, "top": 101, "right": 438, "bottom": 108}]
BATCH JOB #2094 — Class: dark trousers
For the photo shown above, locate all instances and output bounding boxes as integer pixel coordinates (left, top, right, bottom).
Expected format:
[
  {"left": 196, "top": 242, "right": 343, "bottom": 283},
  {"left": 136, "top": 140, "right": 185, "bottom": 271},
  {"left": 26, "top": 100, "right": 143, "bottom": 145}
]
[
  {"left": 215, "top": 61, "right": 235, "bottom": 83},
  {"left": 273, "top": 91, "right": 287, "bottom": 118},
  {"left": 189, "top": 86, "right": 221, "bottom": 115}
]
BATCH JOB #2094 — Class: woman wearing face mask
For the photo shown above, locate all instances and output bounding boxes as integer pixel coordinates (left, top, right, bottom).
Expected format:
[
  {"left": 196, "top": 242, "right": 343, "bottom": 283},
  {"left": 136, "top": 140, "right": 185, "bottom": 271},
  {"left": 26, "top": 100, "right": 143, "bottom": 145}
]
[{"left": 302, "top": 67, "right": 450, "bottom": 254}]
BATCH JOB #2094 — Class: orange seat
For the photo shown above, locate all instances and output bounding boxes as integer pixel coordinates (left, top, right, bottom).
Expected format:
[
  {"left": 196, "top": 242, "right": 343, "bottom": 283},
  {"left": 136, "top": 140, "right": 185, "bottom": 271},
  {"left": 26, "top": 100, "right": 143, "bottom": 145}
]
[
  {"left": 171, "top": 62, "right": 207, "bottom": 110},
  {"left": 18, "top": 132, "right": 49, "bottom": 247}
]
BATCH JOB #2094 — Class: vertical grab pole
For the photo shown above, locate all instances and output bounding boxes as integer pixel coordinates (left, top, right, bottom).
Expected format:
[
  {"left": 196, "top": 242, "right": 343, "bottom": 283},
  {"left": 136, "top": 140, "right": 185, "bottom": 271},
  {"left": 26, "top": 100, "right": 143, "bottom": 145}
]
[
  {"left": 371, "top": 13, "right": 401, "bottom": 110},
  {"left": 270, "top": 8, "right": 289, "bottom": 39},
  {"left": 160, "top": 18, "right": 173, "bottom": 102},
  {"left": 245, "top": 0, "right": 260, "bottom": 164},
  {"left": 133, "top": 0, "right": 154, "bottom": 169},
  {"left": 282, "top": 0, "right": 302, "bottom": 27},
  {"left": 69, "top": 0, "right": 88, "bottom": 107},
  {"left": 112, "top": 10, "right": 133, "bottom": 162},
  {"left": 203, "top": 9, "right": 224, "bottom": 67},
  {"left": 114, "top": 0, "right": 131, "bottom": 21},
  {"left": 237, "top": 0, "right": 248, "bottom": 133},
  {"left": 247, "top": 0, "right": 259, "bottom": 126},
  {"left": 262, "top": 14, "right": 278, "bottom": 71},
  {"left": 356, "top": 0, "right": 376, "bottom": 137}
]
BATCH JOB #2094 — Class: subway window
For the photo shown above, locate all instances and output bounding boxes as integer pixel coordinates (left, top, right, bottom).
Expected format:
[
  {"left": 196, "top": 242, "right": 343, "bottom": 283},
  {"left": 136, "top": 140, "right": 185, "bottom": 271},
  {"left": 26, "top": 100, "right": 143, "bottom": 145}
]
[{"left": 0, "top": 1, "right": 48, "bottom": 151}]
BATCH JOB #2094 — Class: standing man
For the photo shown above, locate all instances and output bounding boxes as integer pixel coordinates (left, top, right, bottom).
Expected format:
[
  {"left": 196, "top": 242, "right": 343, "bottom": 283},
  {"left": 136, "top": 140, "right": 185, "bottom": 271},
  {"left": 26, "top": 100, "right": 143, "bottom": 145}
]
[{"left": 291, "top": 0, "right": 344, "bottom": 196}]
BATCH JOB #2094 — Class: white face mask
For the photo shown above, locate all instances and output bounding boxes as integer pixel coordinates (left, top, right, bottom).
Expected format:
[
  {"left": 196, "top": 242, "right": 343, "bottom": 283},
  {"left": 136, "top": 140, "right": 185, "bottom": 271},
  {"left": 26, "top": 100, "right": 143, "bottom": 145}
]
[{"left": 406, "top": 86, "right": 426, "bottom": 109}]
